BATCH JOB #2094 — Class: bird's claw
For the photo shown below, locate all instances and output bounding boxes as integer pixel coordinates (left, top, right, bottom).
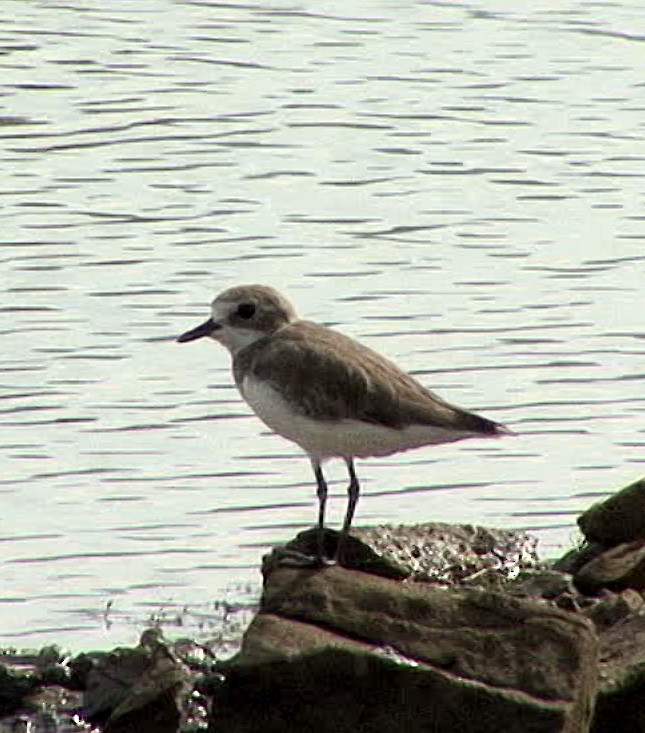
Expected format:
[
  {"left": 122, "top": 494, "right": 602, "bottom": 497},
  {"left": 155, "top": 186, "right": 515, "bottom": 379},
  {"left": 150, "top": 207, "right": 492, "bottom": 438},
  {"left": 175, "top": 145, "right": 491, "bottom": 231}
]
[{"left": 263, "top": 546, "right": 336, "bottom": 571}]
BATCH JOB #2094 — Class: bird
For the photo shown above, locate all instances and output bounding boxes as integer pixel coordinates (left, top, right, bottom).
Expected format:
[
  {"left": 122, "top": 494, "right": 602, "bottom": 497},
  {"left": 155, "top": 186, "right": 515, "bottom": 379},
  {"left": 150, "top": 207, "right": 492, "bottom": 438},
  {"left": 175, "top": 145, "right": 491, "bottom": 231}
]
[{"left": 177, "top": 284, "right": 513, "bottom": 566}]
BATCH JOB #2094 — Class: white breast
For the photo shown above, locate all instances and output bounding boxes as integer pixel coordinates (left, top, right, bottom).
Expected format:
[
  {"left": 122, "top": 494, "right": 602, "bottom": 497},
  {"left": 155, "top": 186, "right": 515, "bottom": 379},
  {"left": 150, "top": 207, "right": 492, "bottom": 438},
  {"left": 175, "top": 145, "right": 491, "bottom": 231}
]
[{"left": 240, "top": 375, "right": 476, "bottom": 461}]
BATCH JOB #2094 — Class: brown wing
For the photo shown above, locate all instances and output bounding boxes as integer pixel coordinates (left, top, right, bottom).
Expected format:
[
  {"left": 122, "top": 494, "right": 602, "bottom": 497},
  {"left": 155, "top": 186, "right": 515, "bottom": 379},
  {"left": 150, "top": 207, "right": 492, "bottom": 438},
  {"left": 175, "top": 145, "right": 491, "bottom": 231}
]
[{"left": 233, "top": 321, "right": 502, "bottom": 434}]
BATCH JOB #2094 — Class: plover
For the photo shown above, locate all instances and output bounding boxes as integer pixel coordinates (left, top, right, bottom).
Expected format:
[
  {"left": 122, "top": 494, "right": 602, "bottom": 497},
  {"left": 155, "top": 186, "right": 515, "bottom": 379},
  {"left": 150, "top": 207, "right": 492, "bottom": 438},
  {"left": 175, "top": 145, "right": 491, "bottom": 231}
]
[{"left": 177, "top": 284, "right": 513, "bottom": 565}]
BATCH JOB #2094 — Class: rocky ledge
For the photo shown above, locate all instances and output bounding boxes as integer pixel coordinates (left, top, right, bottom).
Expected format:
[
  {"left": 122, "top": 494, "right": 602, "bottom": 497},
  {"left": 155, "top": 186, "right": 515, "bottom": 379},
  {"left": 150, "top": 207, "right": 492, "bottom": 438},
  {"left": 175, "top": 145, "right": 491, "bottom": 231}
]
[{"left": 2, "top": 477, "right": 645, "bottom": 732}]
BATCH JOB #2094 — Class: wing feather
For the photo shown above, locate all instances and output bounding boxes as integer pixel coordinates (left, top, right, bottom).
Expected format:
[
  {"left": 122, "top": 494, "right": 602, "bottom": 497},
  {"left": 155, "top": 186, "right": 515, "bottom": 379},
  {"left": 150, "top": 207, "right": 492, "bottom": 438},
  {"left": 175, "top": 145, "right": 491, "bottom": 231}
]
[{"left": 233, "top": 321, "right": 502, "bottom": 434}]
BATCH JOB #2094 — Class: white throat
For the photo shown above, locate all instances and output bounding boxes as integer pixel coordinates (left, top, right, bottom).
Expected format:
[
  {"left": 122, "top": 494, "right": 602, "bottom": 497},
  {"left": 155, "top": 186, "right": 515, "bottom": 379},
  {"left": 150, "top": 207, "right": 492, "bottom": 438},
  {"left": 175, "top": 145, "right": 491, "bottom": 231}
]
[{"left": 213, "top": 325, "right": 267, "bottom": 354}]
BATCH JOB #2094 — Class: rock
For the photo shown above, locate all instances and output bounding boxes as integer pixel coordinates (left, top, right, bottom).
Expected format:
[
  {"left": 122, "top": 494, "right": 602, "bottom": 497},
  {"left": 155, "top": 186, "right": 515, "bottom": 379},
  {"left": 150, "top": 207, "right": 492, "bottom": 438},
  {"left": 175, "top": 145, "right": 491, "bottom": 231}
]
[
  {"left": 0, "top": 650, "right": 85, "bottom": 732},
  {"left": 592, "top": 614, "right": 645, "bottom": 731},
  {"left": 553, "top": 542, "right": 605, "bottom": 576},
  {"left": 211, "top": 565, "right": 598, "bottom": 732},
  {"left": 506, "top": 569, "right": 575, "bottom": 600},
  {"left": 266, "top": 527, "right": 410, "bottom": 580},
  {"left": 578, "top": 478, "right": 645, "bottom": 547},
  {"left": 584, "top": 590, "right": 644, "bottom": 630},
  {"left": 269, "top": 523, "right": 541, "bottom": 584},
  {"left": 505, "top": 569, "right": 599, "bottom": 613},
  {"left": 0, "top": 663, "right": 41, "bottom": 716},
  {"left": 574, "top": 540, "right": 645, "bottom": 593},
  {"left": 0, "top": 709, "right": 60, "bottom": 732},
  {"left": 82, "top": 629, "right": 194, "bottom": 733}
]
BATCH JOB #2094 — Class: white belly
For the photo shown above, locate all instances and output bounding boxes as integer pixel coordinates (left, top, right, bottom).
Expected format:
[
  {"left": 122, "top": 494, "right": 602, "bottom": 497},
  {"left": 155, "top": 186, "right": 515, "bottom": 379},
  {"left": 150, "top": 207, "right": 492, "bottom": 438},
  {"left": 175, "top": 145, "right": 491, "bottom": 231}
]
[{"left": 240, "top": 376, "right": 475, "bottom": 460}]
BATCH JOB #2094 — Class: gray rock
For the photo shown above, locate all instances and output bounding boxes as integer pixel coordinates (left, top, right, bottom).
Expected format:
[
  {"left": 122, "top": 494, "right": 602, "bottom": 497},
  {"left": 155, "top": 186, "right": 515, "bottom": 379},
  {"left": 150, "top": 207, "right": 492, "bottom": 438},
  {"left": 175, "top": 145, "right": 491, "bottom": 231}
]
[
  {"left": 506, "top": 569, "right": 575, "bottom": 600},
  {"left": 553, "top": 542, "right": 605, "bottom": 576},
  {"left": 584, "top": 589, "right": 644, "bottom": 630},
  {"left": 83, "top": 629, "right": 193, "bottom": 733},
  {"left": 593, "top": 614, "right": 645, "bottom": 732},
  {"left": 574, "top": 540, "right": 645, "bottom": 593},
  {"left": 578, "top": 478, "right": 645, "bottom": 547},
  {"left": 0, "top": 664, "right": 40, "bottom": 717},
  {"left": 211, "top": 565, "right": 598, "bottom": 732},
  {"left": 270, "top": 523, "right": 541, "bottom": 584}
]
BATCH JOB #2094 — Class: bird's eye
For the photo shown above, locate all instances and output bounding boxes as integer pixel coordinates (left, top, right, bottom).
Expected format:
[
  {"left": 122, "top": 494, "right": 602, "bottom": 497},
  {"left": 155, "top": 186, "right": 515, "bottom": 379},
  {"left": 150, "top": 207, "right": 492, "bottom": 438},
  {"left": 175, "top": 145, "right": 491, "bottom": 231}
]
[{"left": 237, "top": 303, "right": 256, "bottom": 319}]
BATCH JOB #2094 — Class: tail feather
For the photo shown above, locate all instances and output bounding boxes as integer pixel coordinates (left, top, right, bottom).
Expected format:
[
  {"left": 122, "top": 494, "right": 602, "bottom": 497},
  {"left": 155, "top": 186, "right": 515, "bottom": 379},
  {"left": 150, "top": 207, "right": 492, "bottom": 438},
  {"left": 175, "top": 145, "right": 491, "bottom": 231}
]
[{"left": 457, "top": 409, "right": 516, "bottom": 437}]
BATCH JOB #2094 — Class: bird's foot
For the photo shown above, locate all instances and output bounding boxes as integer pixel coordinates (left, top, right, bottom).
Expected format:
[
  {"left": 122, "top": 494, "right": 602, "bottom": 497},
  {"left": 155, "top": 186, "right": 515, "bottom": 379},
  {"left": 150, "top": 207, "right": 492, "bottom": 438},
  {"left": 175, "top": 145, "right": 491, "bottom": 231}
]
[{"left": 262, "top": 546, "right": 336, "bottom": 572}]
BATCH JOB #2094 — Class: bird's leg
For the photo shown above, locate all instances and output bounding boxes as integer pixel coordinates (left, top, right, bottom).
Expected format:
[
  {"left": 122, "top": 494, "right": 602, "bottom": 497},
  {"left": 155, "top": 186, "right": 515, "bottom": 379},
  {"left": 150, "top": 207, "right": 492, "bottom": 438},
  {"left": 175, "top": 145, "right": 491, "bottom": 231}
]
[
  {"left": 262, "top": 457, "right": 331, "bottom": 570},
  {"left": 334, "top": 458, "right": 360, "bottom": 564},
  {"left": 312, "top": 458, "right": 329, "bottom": 563}
]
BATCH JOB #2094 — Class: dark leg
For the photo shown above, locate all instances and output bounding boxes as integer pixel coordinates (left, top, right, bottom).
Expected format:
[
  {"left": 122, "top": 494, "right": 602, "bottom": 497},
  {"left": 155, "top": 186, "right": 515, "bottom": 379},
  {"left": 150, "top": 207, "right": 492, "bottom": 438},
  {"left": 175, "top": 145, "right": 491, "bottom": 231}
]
[
  {"left": 334, "top": 458, "right": 360, "bottom": 563},
  {"left": 312, "top": 458, "right": 328, "bottom": 562},
  {"left": 262, "top": 457, "right": 331, "bottom": 571}
]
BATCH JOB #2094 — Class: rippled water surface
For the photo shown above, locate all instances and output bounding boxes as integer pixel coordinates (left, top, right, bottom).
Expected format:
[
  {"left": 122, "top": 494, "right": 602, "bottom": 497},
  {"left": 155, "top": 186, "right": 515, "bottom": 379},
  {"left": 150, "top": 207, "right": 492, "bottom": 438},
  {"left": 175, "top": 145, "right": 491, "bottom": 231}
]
[{"left": 1, "top": 0, "right": 644, "bottom": 649}]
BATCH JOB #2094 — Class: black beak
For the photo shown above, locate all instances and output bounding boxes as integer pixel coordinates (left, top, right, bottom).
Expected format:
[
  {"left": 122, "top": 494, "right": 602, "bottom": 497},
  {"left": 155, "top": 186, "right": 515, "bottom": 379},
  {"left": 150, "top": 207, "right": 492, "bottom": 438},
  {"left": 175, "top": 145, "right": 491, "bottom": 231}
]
[{"left": 176, "top": 318, "right": 220, "bottom": 343}]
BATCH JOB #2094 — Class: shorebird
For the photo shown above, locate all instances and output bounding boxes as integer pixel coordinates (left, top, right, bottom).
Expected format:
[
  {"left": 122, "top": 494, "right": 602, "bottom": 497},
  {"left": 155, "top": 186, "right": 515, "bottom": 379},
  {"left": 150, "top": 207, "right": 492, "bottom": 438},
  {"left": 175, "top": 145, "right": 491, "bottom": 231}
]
[{"left": 177, "top": 284, "right": 513, "bottom": 565}]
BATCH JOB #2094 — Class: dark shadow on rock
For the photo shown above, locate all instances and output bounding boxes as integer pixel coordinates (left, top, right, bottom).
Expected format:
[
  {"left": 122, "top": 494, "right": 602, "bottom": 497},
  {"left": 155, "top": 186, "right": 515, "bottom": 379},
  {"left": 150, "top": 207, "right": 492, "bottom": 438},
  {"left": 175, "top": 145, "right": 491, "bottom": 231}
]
[{"left": 212, "top": 643, "right": 575, "bottom": 733}]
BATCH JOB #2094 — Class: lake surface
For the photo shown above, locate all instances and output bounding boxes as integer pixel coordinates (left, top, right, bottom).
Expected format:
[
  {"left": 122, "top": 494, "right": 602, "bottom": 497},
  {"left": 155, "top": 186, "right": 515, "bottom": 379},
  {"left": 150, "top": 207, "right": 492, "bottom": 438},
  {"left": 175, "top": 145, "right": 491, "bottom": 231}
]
[{"left": 1, "top": 0, "right": 643, "bottom": 651}]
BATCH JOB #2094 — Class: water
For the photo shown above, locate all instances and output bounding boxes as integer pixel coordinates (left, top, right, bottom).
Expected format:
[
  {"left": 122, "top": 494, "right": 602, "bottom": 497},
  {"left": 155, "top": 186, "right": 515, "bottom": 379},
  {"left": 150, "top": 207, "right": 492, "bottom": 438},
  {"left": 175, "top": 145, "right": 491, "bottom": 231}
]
[{"left": 1, "top": 0, "right": 643, "bottom": 650}]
